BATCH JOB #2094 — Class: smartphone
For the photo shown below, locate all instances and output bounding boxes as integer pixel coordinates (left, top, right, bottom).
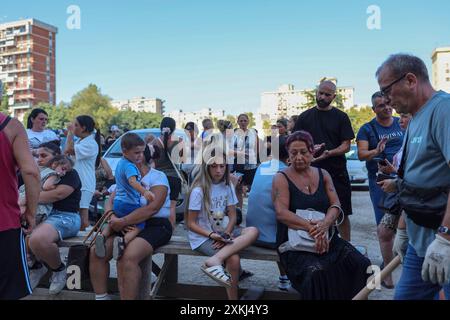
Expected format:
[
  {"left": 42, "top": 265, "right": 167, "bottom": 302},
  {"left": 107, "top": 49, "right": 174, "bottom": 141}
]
[
  {"left": 314, "top": 144, "right": 326, "bottom": 157},
  {"left": 376, "top": 173, "right": 395, "bottom": 183}
]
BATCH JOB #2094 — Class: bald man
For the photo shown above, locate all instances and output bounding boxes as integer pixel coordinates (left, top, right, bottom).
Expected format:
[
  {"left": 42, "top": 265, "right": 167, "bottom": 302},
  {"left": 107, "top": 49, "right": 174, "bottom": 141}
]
[{"left": 293, "top": 81, "right": 355, "bottom": 241}]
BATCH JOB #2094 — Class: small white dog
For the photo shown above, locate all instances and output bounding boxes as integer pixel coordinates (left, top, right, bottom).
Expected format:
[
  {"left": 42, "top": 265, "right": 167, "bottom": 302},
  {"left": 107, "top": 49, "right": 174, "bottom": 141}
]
[{"left": 209, "top": 211, "right": 229, "bottom": 234}]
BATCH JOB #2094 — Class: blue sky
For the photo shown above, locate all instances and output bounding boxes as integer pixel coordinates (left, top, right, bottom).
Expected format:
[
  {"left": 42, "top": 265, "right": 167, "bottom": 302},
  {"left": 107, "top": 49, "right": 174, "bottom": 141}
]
[{"left": 2, "top": 0, "right": 449, "bottom": 114}]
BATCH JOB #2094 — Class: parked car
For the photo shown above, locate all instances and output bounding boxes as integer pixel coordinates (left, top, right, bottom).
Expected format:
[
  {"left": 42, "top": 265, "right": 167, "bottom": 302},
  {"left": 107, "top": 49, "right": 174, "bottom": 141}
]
[
  {"left": 346, "top": 144, "right": 369, "bottom": 189},
  {"left": 102, "top": 128, "right": 189, "bottom": 218}
]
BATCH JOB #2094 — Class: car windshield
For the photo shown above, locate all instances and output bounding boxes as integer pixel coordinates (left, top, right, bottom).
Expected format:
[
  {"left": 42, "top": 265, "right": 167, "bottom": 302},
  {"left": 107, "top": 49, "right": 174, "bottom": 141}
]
[{"left": 346, "top": 145, "right": 359, "bottom": 160}]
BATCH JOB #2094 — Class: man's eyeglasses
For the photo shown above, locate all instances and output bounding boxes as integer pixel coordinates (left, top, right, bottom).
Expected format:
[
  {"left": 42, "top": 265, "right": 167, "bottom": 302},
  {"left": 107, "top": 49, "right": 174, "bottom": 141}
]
[{"left": 380, "top": 74, "right": 407, "bottom": 97}]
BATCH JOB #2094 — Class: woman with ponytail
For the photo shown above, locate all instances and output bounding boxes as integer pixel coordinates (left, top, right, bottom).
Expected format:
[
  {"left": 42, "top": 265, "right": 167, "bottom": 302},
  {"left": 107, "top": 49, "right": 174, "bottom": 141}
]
[
  {"left": 65, "top": 115, "right": 101, "bottom": 230},
  {"left": 151, "top": 117, "right": 184, "bottom": 226}
]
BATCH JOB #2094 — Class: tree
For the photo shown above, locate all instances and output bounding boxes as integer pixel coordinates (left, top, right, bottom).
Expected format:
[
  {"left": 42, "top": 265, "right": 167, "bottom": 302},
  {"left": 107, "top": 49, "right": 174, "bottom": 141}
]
[
  {"left": 245, "top": 112, "right": 256, "bottom": 128},
  {"left": 0, "top": 84, "right": 10, "bottom": 114},
  {"left": 262, "top": 119, "right": 271, "bottom": 130},
  {"left": 347, "top": 106, "right": 375, "bottom": 137},
  {"left": 109, "top": 110, "right": 163, "bottom": 131},
  {"left": 22, "top": 103, "right": 70, "bottom": 130},
  {"left": 301, "top": 89, "right": 346, "bottom": 109},
  {"left": 69, "top": 84, "right": 117, "bottom": 132},
  {"left": 226, "top": 115, "right": 236, "bottom": 128}
]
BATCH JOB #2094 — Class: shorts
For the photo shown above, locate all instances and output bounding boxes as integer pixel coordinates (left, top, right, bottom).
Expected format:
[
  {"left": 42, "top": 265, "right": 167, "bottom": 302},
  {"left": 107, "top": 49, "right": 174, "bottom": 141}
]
[
  {"left": 236, "top": 168, "right": 257, "bottom": 188},
  {"left": 195, "top": 228, "right": 243, "bottom": 256},
  {"left": 44, "top": 209, "right": 81, "bottom": 240},
  {"left": 167, "top": 176, "right": 181, "bottom": 201},
  {"left": 137, "top": 218, "right": 172, "bottom": 250},
  {"left": 80, "top": 190, "right": 94, "bottom": 209},
  {"left": 113, "top": 200, "right": 145, "bottom": 230},
  {"left": 330, "top": 171, "right": 353, "bottom": 216},
  {"left": 0, "top": 228, "right": 32, "bottom": 300}
]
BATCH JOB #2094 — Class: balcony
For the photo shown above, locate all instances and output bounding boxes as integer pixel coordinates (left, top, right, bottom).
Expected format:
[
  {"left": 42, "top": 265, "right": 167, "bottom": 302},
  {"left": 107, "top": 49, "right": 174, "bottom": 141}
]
[
  {"left": 0, "top": 40, "right": 15, "bottom": 48},
  {"left": 0, "top": 47, "right": 31, "bottom": 57}
]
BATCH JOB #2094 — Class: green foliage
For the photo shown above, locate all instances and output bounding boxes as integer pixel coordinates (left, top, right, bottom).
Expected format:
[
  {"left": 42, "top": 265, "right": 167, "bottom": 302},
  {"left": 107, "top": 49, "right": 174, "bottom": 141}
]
[
  {"left": 109, "top": 110, "right": 163, "bottom": 132},
  {"left": 68, "top": 84, "right": 117, "bottom": 132},
  {"left": 21, "top": 84, "right": 162, "bottom": 133},
  {"left": 245, "top": 112, "right": 256, "bottom": 128},
  {"left": 262, "top": 119, "right": 271, "bottom": 130},
  {"left": 225, "top": 115, "right": 236, "bottom": 128},
  {"left": 301, "top": 89, "right": 346, "bottom": 109},
  {"left": 22, "top": 103, "right": 69, "bottom": 129},
  {"left": 0, "top": 84, "right": 10, "bottom": 114},
  {"left": 347, "top": 105, "right": 375, "bottom": 137}
]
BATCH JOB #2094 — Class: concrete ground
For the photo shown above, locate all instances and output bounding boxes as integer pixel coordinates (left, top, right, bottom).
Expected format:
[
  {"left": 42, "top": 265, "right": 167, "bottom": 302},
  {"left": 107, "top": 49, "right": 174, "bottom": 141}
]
[
  {"left": 32, "top": 190, "right": 401, "bottom": 300},
  {"left": 158, "top": 189, "right": 400, "bottom": 300}
]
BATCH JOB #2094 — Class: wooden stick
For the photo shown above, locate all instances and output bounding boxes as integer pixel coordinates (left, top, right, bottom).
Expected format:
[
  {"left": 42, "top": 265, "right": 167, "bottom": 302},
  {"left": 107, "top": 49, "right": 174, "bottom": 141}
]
[{"left": 353, "top": 255, "right": 402, "bottom": 300}]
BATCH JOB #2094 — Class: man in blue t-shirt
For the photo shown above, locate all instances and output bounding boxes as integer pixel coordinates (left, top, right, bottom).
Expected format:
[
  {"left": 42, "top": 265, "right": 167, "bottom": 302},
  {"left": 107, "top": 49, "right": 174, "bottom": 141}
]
[
  {"left": 377, "top": 53, "right": 450, "bottom": 300},
  {"left": 356, "top": 91, "right": 404, "bottom": 289},
  {"left": 246, "top": 135, "right": 291, "bottom": 291}
]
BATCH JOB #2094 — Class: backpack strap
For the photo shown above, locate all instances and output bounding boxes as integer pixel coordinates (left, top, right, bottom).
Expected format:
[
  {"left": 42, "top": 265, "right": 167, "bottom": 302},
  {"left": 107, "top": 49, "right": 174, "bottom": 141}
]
[{"left": 0, "top": 115, "right": 11, "bottom": 132}]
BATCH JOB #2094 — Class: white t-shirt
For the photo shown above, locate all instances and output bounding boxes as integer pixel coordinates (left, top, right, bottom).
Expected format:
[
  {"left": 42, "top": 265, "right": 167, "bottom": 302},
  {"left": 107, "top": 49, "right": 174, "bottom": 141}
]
[
  {"left": 26, "top": 129, "right": 59, "bottom": 150},
  {"left": 140, "top": 168, "right": 171, "bottom": 218},
  {"left": 74, "top": 134, "right": 98, "bottom": 192},
  {"left": 187, "top": 182, "right": 238, "bottom": 250},
  {"left": 108, "top": 168, "right": 172, "bottom": 219}
]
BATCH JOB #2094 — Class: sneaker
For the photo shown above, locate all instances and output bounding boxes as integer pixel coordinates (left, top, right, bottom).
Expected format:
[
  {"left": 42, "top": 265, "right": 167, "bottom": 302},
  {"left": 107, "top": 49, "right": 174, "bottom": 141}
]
[
  {"left": 49, "top": 268, "right": 67, "bottom": 295},
  {"left": 95, "top": 234, "right": 106, "bottom": 258},
  {"left": 29, "top": 264, "right": 48, "bottom": 290},
  {"left": 113, "top": 236, "right": 125, "bottom": 260},
  {"left": 278, "top": 276, "right": 291, "bottom": 291}
]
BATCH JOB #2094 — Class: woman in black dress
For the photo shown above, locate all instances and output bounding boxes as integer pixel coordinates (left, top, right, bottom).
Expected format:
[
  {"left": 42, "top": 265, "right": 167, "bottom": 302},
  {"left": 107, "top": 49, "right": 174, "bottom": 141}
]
[{"left": 272, "top": 130, "right": 371, "bottom": 300}]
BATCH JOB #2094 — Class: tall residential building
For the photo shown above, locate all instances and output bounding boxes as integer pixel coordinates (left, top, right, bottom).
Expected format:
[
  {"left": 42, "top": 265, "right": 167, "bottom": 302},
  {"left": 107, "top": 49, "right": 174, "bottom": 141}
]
[
  {"left": 256, "top": 79, "right": 355, "bottom": 131},
  {"left": 111, "top": 97, "right": 164, "bottom": 115},
  {"left": 431, "top": 47, "right": 450, "bottom": 93},
  {"left": 0, "top": 19, "right": 57, "bottom": 120},
  {"left": 165, "top": 107, "right": 225, "bottom": 129}
]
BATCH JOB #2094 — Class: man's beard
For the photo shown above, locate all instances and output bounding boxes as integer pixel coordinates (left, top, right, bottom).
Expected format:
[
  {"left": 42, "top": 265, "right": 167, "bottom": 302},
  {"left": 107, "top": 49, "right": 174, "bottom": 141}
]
[{"left": 316, "top": 98, "right": 331, "bottom": 109}]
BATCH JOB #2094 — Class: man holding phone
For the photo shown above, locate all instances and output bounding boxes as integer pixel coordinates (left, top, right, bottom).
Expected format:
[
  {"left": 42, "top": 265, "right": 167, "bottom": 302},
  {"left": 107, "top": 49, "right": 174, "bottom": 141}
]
[{"left": 356, "top": 91, "right": 404, "bottom": 288}]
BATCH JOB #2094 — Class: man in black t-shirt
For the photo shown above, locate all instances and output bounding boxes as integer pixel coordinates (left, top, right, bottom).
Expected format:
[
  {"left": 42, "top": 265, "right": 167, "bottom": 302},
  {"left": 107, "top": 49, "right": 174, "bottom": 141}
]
[{"left": 293, "top": 81, "right": 355, "bottom": 241}]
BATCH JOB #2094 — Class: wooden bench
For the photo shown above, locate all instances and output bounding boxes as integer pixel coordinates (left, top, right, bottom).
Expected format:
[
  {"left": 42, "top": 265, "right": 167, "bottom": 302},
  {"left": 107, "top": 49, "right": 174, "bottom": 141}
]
[{"left": 56, "top": 235, "right": 298, "bottom": 300}]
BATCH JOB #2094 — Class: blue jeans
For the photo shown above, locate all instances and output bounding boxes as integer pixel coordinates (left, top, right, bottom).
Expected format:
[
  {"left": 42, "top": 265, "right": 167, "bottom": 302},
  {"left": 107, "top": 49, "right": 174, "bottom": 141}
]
[
  {"left": 368, "top": 176, "right": 385, "bottom": 225},
  {"left": 44, "top": 209, "right": 81, "bottom": 240},
  {"left": 395, "top": 244, "right": 450, "bottom": 300}
]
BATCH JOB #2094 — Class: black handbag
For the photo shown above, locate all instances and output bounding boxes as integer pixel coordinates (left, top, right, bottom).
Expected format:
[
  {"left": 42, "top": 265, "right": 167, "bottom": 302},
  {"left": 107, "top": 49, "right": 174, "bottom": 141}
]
[
  {"left": 67, "top": 210, "right": 114, "bottom": 281},
  {"left": 378, "top": 192, "right": 402, "bottom": 216},
  {"left": 397, "top": 179, "right": 449, "bottom": 229}
]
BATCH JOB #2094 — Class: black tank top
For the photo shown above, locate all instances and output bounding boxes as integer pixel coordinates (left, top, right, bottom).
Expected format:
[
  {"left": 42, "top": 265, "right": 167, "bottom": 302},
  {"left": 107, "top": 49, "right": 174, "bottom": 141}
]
[{"left": 276, "top": 168, "right": 330, "bottom": 247}]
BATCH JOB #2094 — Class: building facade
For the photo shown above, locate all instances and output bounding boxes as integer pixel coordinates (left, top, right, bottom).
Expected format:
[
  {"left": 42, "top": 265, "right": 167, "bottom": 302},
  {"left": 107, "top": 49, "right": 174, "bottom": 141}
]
[
  {"left": 0, "top": 19, "right": 57, "bottom": 120},
  {"left": 432, "top": 47, "right": 450, "bottom": 93},
  {"left": 165, "top": 107, "right": 225, "bottom": 129},
  {"left": 111, "top": 97, "right": 164, "bottom": 115},
  {"left": 256, "top": 80, "right": 354, "bottom": 131}
]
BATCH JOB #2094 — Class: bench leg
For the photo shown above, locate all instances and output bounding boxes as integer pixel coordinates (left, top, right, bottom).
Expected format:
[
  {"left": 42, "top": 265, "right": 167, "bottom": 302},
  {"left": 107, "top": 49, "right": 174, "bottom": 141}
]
[
  {"left": 137, "top": 255, "right": 152, "bottom": 300},
  {"left": 150, "top": 254, "right": 176, "bottom": 299}
]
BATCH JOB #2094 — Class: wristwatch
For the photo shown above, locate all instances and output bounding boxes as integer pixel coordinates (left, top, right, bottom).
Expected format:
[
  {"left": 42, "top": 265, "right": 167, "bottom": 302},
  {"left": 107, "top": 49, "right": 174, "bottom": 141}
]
[{"left": 438, "top": 226, "right": 450, "bottom": 235}]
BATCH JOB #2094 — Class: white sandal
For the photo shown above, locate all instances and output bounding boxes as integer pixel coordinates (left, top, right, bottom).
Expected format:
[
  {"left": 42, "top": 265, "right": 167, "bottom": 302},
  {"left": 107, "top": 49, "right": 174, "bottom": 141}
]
[{"left": 201, "top": 265, "right": 232, "bottom": 288}]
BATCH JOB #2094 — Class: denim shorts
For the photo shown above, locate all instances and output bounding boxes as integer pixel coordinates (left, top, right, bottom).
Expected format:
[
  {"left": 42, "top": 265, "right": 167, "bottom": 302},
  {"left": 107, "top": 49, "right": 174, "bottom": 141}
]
[{"left": 44, "top": 209, "right": 81, "bottom": 240}]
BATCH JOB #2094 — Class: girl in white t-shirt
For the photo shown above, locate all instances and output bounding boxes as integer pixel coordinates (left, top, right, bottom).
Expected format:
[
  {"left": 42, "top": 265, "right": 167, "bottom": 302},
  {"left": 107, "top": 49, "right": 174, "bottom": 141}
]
[{"left": 185, "top": 145, "right": 259, "bottom": 300}]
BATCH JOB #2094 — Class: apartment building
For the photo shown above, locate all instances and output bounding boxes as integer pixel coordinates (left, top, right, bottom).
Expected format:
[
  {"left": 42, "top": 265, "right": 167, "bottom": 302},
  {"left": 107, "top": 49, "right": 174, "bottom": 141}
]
[
  {"left": 111, "top": 97, "right": 164, "bottom": 115},
  {"left": 0, "top": 19, "right": 57, "bottom": 120},
  {"left": 256, "top": 79, "right": 354, "bottom": 131},
  {"left": 165, "top": 107, "right": 225, "bottom": 129},
  {"left": 431, "top": 47, "right": 450, "bottom": 93}
]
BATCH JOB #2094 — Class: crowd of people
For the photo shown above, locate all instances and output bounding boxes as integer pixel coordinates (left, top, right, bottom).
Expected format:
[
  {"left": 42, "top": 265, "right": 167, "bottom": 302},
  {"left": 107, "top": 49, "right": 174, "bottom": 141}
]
[{"left": 0, "top": 53, "right": 449, "bottom": 301}]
